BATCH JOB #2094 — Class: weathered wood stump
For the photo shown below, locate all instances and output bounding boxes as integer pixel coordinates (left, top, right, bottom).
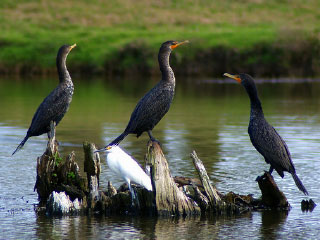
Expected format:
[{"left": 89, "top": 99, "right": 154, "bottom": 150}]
[
  {"left": 256, "top": 172, "right": 290, "bottom": 209},
  {"left": 190, "top": 151, "right": 251, "bottom": 214},
  {"left": 35, "top": 128, "right": 295, "bottom": 216},
  {"left": 34, "top": 121, "right": 87, "bottom": 210},
  {"left": 190, "top": 151, "right": 223, "bottom": 212},
  {"left": 145, "top": 141, "right": 200, "bottom": 216},
  {"left": 83, "top": 142, "right": 100, "bottom": 209},
  {"left": 34, "top": 121, "right": 58, "bottom": 204}
]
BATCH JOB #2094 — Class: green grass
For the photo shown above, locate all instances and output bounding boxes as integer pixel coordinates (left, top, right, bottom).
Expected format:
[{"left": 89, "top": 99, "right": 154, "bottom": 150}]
[{"left": 1, "top": 0, "right": 320, "bottom": 74}]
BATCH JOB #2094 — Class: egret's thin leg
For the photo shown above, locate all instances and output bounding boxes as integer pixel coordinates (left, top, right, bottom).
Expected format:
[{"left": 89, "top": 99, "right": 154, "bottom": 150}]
[
  {"left": 128, "top": 181, "right": 135, "bottom": 205},
  {"left": 128, "top": 182, "right": 140, "bottom": 207}
]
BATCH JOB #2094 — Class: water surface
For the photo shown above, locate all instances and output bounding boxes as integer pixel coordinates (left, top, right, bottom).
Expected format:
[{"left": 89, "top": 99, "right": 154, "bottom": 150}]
[{"left": 1, "top": 76, "right": 320, "bottom": 239}]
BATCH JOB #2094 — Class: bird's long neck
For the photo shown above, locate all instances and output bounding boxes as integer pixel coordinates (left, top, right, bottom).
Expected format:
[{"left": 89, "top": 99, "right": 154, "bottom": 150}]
[
  {"left": 158, "top": 50, "right": 175, "bottom": 85},
  {"left": 57, "top": 54, "right": 72, "bottom": 84},
  {"left": 245, "top": 84, "right": 264, "bottom": 120}
]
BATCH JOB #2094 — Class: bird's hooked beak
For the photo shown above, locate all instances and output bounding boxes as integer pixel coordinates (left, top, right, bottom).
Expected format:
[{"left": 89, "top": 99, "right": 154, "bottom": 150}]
[
  {"left": 94, "top": 145, "right": 112, "bottom": 153},
  {"left": 170, "top": 40, "right": 189, "bottom": 50},
  {"left": 69, "top": 43, "right": 77, "bottom": 52},
  {"left": 223, "top": 73, "right": 241, "bottom": 83}
]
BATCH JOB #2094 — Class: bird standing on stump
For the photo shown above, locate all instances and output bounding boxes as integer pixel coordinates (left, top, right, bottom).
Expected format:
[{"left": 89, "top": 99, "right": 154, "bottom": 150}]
[
  {"left": 95, "top": 145, "right": 152, "bottom": 205},
  {"left": 104, "top": 40, "right": 188, "bottom": 147},
  {"left": 12, "top": 44, "right": 76, "bottom": 155},
  {"left": 223, "top": 73, "right": 308, "bottom": 195}
]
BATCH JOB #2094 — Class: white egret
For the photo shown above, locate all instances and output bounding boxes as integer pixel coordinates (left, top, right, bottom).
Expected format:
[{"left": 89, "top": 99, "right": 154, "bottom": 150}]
[{"left": 95, "top": 145, "right": 153, "bottom": 204}]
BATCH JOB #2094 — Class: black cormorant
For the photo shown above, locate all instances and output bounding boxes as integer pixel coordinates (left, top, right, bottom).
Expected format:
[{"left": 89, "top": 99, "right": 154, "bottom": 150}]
[
  {"left": 223, "top": 73, "right": 308, "bottom": 195},
  {"left": 105, "top": 40, "right": 188, "bottom": 147},
  {"left": 12, "top": 44, "right": 76, "bottom": 155}
]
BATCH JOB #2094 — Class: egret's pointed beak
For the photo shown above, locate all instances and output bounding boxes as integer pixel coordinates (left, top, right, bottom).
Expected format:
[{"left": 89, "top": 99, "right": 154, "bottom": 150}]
[
  {"left": 94, "top": 148, "right": 105, "bottom": 153},
  {"left": 94, "top": 145, "right": 111, "bottom": 153},
  {"left": 223, "top": 73, "right": 241, "bottom": 83},
  {"left": 170, "top": 40, "right": 189, "bottom": 50}
]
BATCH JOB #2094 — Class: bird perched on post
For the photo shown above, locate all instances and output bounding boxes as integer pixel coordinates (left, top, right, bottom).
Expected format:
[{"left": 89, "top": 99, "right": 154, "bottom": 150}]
[
  {"left": 104, "top": 40, "right": 188, "bottom": 147},
  {"left": 223, "top": 73, "right": 308, "bottom": 195},
  {"left": 95, "top": 145, "right": 152, "bottom": 204},
  {"left": 12, "top": 44, "right": 76, "bottom": 155}
]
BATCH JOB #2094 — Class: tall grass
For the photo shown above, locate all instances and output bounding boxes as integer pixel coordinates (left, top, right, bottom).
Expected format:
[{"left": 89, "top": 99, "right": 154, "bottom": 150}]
[{"left": 0, "top": 0, "right": 319, "bottom": 76}]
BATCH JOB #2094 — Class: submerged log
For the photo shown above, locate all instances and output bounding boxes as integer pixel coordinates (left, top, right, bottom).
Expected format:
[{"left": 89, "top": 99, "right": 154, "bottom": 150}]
[{"left": 145, "top": 141, "right": 200, "bottom": 216}]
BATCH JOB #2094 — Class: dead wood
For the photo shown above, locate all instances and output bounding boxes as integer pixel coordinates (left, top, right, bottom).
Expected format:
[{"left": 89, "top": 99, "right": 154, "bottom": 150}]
[
  {"left": 256, "top": 172, "right": 290, "bottom": 209},
  {"left": 35, "top": 130, "right": 292, "bottom": 216},
  {"left": 83, "top": 142, "right": 100, "bottom": 209},
  {"left": 145, "top": 141, "right": 201, "bottom": 216},
  {"left": 34, "top": 121, "right": 87, "bottom": 208}
]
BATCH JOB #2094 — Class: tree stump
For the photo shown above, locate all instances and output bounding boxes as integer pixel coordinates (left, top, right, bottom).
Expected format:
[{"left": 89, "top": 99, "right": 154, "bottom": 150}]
[
  {"left": 34, "top": 130, "right": 294, "bottom": 216},
  {"left": 34, "top": 121, "right": 59, "bottom": 204},
  {"left": 83, "top": 141, "right": 101, "bottom": 209},
  {"left": 191, "top": 151, "right": 221, "bottom": 205},
  {"left": 34, "top": 121, "right": 87, "bottom": 210},
  {"left": 256, "top": 172, "right": 289, "bottom": 209},
  {"left": 145, "top": 141, "right": 201, "bottom": 216}
]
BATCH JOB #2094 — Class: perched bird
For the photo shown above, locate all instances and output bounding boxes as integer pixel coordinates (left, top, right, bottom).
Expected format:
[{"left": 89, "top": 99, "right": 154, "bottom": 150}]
[
  {"left": 12, "top": 44, "right": 76, "bottom": 155},
  {"left": 95, "top": 145, "right": 152, "bottom": 203},
  {"left": 106, "top": 40, "right": 189, "bottom": 147},
  {"left": 223, "top": 73, "right": 308, "bottom": 195}
]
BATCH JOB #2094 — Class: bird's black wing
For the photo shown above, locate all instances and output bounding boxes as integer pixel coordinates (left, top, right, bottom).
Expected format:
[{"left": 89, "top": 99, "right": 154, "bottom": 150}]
[
  {"left": 125, "top": 83, "right": 174, "bottom": 134},
  {"left": 248, "top": 119, "right": 293, "bottom": 175},
  {"left": 27, "top": 85, "right": 72, "bottom": 136}
]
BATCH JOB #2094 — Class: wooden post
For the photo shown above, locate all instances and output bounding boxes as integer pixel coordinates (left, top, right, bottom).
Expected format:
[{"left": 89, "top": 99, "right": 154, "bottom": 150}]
[
  {"left": 83, "top": 142, "right": 101, "bottom": 209},
  {"left": 256, "top": 172, "right": 289, "bottom": 209},
  {"left": 35, "top": 132, "right": 290, "bottom": 215},
  {"left": 34, "top": 121, "right": 58, "bottom": 204},
  {"left": 190, "top": 150, "right": 228, "bottom": 213},
  {"left": 145, "top": 141, "right": 200, "bottom": 216},
  {"left": 35, "top": 121, "right": 87, "bottom": 208},
  {"left": 191, "top": 151, "right": 221, "bottom": 203}
]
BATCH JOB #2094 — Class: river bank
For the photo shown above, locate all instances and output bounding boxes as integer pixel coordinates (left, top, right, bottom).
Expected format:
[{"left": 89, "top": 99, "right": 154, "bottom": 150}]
[
  {"left": 1, "top": 36, "right": 320, "bottom": 78},
  {"left": 1, "top": 0, "right": 320, "bottom": 78}
]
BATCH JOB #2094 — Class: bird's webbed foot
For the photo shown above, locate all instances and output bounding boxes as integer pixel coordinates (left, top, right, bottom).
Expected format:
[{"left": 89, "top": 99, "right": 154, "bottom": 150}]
[{"left": 256, "top": 167, "right": 273, "bottom": 181}]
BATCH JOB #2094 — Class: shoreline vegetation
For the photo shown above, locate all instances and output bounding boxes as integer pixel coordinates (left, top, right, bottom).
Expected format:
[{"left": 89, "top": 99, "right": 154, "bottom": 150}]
[{"left": 1, "top": 0, "right": 320, "bottom": 78}]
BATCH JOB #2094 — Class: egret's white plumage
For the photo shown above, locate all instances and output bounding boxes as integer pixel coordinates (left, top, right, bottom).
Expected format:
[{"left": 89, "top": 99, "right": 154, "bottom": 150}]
[{"left": 98, "top": 145, "right": 152, "bottom": 193}]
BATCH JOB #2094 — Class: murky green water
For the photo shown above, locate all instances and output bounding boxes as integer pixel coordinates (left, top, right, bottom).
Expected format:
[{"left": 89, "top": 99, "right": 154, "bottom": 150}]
[{"left": 1, "top": 76, "right": 320, "bottom": 239}]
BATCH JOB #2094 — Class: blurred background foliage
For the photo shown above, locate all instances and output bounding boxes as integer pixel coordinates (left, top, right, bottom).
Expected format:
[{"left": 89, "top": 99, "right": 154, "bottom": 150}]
[{"left": 0, "top": 0, "right": 320, "bottom": 77}]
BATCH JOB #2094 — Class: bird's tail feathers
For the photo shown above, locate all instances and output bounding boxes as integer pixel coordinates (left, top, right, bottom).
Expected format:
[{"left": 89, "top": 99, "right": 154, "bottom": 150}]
[
  {"left": 292, "top": 173, "right": 308, "bottom": 195},
  {"left": 108, "top": 132, "right": 128, "bottom": 146},
  {"left": 12, "top": 136, "right": 29, "bottom": 156}
]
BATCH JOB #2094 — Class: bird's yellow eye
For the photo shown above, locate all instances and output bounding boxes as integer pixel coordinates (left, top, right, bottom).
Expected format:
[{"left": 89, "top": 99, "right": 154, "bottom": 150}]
[{"left": 106, "top": 146, "right": 112, "bottom": 150}]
